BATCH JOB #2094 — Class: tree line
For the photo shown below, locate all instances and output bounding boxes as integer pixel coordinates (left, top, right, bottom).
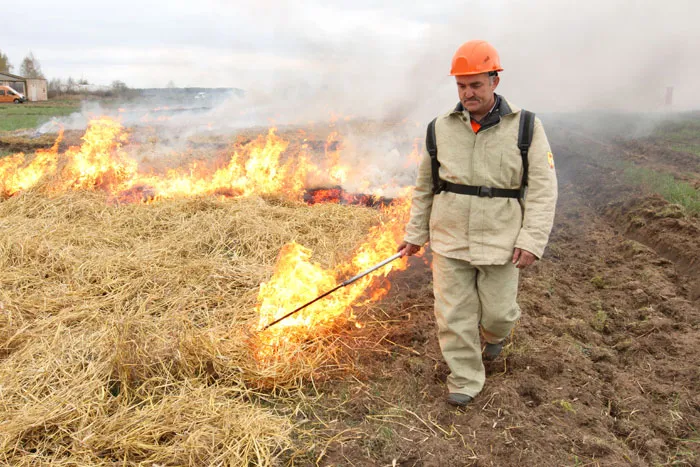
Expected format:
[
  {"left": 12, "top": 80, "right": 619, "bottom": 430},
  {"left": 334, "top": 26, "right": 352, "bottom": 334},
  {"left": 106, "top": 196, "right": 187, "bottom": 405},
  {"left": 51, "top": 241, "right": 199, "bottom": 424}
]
[
  {"left": 0, "top": 50, "right": 44, "bottom": 79},
  {"left": 1, "top": 49, "right": 132, "bottom": 97}
]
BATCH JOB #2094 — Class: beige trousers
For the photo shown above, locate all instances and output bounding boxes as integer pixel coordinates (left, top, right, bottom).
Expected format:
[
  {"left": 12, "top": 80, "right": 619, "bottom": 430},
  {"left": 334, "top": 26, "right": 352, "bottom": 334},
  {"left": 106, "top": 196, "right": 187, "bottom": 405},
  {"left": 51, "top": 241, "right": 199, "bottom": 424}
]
[{"left": 432, "top": 253, "right": 521, "bottom": 397}]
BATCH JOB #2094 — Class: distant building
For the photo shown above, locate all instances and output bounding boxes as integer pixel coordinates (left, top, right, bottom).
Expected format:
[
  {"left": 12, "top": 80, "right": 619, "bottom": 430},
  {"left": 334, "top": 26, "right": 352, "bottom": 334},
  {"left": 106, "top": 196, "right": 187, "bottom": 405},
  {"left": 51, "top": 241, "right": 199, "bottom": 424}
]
[{"left": 0, "top": 72, "right": 48, "bottom": 101}]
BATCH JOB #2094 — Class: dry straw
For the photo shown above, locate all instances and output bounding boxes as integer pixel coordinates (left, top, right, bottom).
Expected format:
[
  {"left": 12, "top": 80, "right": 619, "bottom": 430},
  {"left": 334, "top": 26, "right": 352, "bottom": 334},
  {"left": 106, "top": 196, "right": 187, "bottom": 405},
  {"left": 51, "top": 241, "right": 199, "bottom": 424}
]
[{"left": 0, "top": 189, "right": 380, "bottom": 465}]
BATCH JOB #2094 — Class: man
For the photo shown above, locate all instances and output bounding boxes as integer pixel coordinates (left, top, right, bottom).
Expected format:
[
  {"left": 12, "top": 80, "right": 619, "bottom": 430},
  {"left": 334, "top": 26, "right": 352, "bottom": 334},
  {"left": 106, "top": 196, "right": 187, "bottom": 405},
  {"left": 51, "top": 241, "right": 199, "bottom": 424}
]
[{"left": 398, "top": 40, "right": 557, "bottom": 407}]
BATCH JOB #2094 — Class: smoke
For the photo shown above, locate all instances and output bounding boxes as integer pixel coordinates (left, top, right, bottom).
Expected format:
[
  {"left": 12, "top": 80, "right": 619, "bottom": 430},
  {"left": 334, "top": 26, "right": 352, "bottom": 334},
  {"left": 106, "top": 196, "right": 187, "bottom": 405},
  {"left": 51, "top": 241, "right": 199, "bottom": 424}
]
[
  {"left": 9, "top": 0, "right": 700, "bottom": 117},
  {"left": 23, "top": 0, "right": 700, "bottom": 193},
  {"left": 194, "top": 0, "right": 700, "bottom": 119}
]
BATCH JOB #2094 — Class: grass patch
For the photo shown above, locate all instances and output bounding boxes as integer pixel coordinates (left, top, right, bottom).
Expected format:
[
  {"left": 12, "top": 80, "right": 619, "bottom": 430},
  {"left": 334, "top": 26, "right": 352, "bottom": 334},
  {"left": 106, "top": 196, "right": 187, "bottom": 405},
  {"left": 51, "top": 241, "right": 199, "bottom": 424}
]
[
  {"left": 653, "top": 117, "right": 700, "bottom": 157},
  {"left": 653, "top": 119, "right": 700, "bottom": 141},
  {"left": 590, "top": 275, "right": 606, "bottom": 289},
  {"left": 592, "top": 309, "right": 608, "bottom": 332},
  {"left": 0, "top": 100, "right": 81, "bottom": 131},
  {"left": 589, "top": 300, "right": 608, "bottom": 332},
  {"left": 670, "top": 142, "right": 700, "bottom": 157},
  {"left": 624, "top": 165, "right": 700, "bottom": 216},
  {"left": 553, "top": 399, "right": 576, "bottom": 413}
]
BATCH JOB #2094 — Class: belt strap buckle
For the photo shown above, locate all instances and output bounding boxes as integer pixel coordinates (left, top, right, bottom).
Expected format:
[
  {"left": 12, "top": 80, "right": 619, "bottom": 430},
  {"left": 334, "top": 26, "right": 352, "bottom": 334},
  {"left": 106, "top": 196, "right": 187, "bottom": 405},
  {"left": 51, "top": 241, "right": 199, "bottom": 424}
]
[
  {"left": 435, "top": 180, "right": 447, "bottom": 194},
  {"left": 478, "top": 186, "right": 493, "bottom": 198}
]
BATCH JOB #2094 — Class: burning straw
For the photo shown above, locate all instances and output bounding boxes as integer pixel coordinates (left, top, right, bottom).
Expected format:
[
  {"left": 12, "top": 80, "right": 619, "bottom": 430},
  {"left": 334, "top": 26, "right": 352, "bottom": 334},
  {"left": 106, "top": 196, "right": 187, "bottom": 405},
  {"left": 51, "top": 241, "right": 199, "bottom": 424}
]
[{"left": 0, "top": 189, "right": 401, "bottom": 465}]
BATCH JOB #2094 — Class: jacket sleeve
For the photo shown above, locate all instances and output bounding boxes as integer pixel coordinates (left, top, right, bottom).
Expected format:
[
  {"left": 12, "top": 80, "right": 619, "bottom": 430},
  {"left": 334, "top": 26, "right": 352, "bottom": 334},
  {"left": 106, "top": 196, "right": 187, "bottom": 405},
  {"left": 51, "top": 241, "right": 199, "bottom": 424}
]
[
  {"left": 403, "top": 142, "right": 434, "bottom": 246},
  {"left": 514, "top": 118, "right": 558, "bottom": 258}
]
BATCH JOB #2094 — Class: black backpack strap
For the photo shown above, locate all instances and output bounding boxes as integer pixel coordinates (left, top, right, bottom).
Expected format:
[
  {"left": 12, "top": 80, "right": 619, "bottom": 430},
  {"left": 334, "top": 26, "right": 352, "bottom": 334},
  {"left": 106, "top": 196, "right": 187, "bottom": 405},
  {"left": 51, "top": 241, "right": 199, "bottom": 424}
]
[
  {"left": 426, "top": 117, "right": 444, "bottom": 194},
  {"left": 517, "top": 110, "right": 535, "bottom": 199}
]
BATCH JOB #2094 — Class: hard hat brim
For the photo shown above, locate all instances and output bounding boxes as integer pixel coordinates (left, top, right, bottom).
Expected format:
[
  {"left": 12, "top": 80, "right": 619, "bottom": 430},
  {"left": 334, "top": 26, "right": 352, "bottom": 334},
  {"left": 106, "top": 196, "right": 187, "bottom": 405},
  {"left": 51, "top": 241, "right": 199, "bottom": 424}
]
[{"left": 449, "top": 67, "right": 504, "bottom": 77}]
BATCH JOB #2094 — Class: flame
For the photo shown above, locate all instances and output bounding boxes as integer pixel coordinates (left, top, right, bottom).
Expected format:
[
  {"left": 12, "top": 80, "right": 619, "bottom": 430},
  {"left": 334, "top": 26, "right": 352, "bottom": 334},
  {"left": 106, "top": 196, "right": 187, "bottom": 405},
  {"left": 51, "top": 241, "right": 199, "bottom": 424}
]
[
  {"left": 140, "top": 129, "right": 297, "bottom": 200},
  {"left": 62, "top": 118, "right": 135, "bottom": 192},
  {"left": 329, "top": 165, "right": 348, "bottom": 184},
  {"left": 255, "top": 189, "right": 414, "bottom": 357},
  {"left": 305, "top": 187, "right": 343, "bottom": 204},
  {"left": 406, "top": 137, "right": 424, "bottom": 168},
  {"left": 0, "top": 118, "right": 321, "bottom": 201},
  {"left": 325, "top": 132, "right": 349, "bottom": 185},
  {"left": 0, "top": 116, "right": 420, "bottom": 205},
  {"left": 304, "top": 187, "right": 388, "bottom": 208},
  {"left": 0, "top": 130, "right": 63, "bottom": 197},
  {"left": 0, "top": 116, "right": 424, "bottom": 358}
]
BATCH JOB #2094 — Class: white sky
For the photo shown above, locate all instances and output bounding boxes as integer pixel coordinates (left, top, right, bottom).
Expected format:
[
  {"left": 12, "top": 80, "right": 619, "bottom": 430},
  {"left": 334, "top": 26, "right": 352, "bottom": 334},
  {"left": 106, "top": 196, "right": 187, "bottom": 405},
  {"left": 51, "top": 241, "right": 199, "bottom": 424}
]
[{"left": 2, "top": 0, "right": 700, "bottom": 114}]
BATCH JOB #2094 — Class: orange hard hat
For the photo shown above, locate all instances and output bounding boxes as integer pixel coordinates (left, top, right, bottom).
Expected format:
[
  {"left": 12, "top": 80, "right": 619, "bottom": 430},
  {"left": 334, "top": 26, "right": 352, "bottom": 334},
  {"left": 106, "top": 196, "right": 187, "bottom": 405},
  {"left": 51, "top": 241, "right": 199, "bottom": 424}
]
[{"left": 450, "top": 40, "right": 504, "bottom": 76}]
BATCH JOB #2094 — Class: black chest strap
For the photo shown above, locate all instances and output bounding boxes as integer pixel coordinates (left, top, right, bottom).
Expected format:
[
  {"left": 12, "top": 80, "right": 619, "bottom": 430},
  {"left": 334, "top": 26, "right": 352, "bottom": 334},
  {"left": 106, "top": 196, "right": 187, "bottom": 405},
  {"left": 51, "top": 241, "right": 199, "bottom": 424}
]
[{"left": 426, "top": 110, "right": 535, "bottom": 199}]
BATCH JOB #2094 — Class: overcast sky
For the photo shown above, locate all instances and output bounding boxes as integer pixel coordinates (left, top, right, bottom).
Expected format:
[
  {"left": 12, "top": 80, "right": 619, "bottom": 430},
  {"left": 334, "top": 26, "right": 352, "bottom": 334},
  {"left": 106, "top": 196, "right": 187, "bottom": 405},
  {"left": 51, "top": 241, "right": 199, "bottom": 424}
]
[{"left": 2, "top": 0, "right": 699, "bottom": 116}]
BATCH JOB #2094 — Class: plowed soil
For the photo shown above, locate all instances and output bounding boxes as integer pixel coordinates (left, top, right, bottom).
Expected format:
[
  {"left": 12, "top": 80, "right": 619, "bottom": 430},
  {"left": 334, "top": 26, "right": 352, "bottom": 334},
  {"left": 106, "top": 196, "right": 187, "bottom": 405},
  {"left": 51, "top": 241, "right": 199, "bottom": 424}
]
[{"left": 293, "top": 118, "right": 700, "bottom": 466}]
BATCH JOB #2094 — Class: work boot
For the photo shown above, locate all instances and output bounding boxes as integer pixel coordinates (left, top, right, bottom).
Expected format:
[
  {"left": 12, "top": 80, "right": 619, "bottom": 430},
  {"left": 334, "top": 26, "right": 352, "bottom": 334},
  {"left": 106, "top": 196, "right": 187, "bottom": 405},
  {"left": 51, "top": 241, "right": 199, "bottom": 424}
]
[
  {"left": 483, "top": 342, "right": 503, "bottom": 361},
  {"left": 446, "top": 393, "right": 473, "bottom": 407}
]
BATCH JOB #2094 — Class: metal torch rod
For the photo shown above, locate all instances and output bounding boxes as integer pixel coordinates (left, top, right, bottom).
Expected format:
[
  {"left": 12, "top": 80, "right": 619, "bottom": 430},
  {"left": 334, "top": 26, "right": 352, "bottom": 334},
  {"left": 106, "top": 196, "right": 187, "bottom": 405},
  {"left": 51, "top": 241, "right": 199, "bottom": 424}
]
[{"left": 261, "top": 252, "right": 402, "bottom": 331}]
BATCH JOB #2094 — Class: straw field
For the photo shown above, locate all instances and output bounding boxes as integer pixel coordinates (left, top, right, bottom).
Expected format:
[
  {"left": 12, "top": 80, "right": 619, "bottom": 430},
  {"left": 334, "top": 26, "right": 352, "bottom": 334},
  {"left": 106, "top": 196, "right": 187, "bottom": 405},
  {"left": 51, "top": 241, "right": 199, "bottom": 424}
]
[{"left": 0, "top": 189, "right": 381, "bottom": 465}]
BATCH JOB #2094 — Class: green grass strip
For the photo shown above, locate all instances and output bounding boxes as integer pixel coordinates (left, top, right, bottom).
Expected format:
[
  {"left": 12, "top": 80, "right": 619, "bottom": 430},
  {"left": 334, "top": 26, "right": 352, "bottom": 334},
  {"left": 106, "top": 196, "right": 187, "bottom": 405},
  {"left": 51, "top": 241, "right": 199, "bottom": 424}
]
[
  {"left": 624, "top": 165, "right": 700, "bottom": 215},
  {"left": 669, "top": 142, "right": 700, "bottom": 157},
  {"left": 0, "top": 101, "right": 80, "bottom": 131},
  {"left": 653, "top": 118, "right": 700, "bottom": 157}
]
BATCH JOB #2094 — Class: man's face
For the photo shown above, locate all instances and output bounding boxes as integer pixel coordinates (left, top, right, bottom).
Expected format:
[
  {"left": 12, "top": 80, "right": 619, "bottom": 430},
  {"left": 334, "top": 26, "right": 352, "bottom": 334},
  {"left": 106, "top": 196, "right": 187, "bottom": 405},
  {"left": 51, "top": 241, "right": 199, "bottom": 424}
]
[{"left": 456, "top": 73, "right": 499, "bottom": 115}]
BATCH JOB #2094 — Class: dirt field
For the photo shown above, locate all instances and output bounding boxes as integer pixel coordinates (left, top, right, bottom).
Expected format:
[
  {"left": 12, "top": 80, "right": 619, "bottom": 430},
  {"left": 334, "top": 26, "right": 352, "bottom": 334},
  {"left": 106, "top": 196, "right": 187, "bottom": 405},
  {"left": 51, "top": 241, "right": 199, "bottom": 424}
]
[
  {"left": 282, "top": 115, "right": 700, "bottom": 466},
  {"left": 1, "top": 113, "right": 698, "bottom": 466}
]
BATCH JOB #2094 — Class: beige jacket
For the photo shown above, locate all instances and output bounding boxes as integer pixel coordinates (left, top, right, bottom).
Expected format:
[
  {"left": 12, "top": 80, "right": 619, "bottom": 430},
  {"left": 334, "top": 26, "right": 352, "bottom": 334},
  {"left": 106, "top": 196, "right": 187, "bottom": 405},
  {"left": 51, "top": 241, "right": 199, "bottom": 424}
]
[{"left": 404, "top": 96, "right": 558, "bottom": 265}]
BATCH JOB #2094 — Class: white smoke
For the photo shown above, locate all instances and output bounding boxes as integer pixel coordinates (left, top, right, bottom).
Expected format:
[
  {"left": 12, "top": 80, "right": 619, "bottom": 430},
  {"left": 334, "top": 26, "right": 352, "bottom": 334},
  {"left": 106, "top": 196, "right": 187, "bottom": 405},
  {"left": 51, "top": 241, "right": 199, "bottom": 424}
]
[{"left": 24, "top": 0, "right": 700, "bottom": 194}]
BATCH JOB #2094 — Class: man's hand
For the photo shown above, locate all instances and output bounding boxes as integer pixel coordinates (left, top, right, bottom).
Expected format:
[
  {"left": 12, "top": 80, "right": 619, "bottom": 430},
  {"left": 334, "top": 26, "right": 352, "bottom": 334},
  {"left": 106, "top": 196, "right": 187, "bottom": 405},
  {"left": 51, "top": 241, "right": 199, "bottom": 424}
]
[
  {"left": 398, "top": 241, "right": 421, "bottom": 257},
  {"left": 512, "top": 248, "right": 537, "bottom": 269}
]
